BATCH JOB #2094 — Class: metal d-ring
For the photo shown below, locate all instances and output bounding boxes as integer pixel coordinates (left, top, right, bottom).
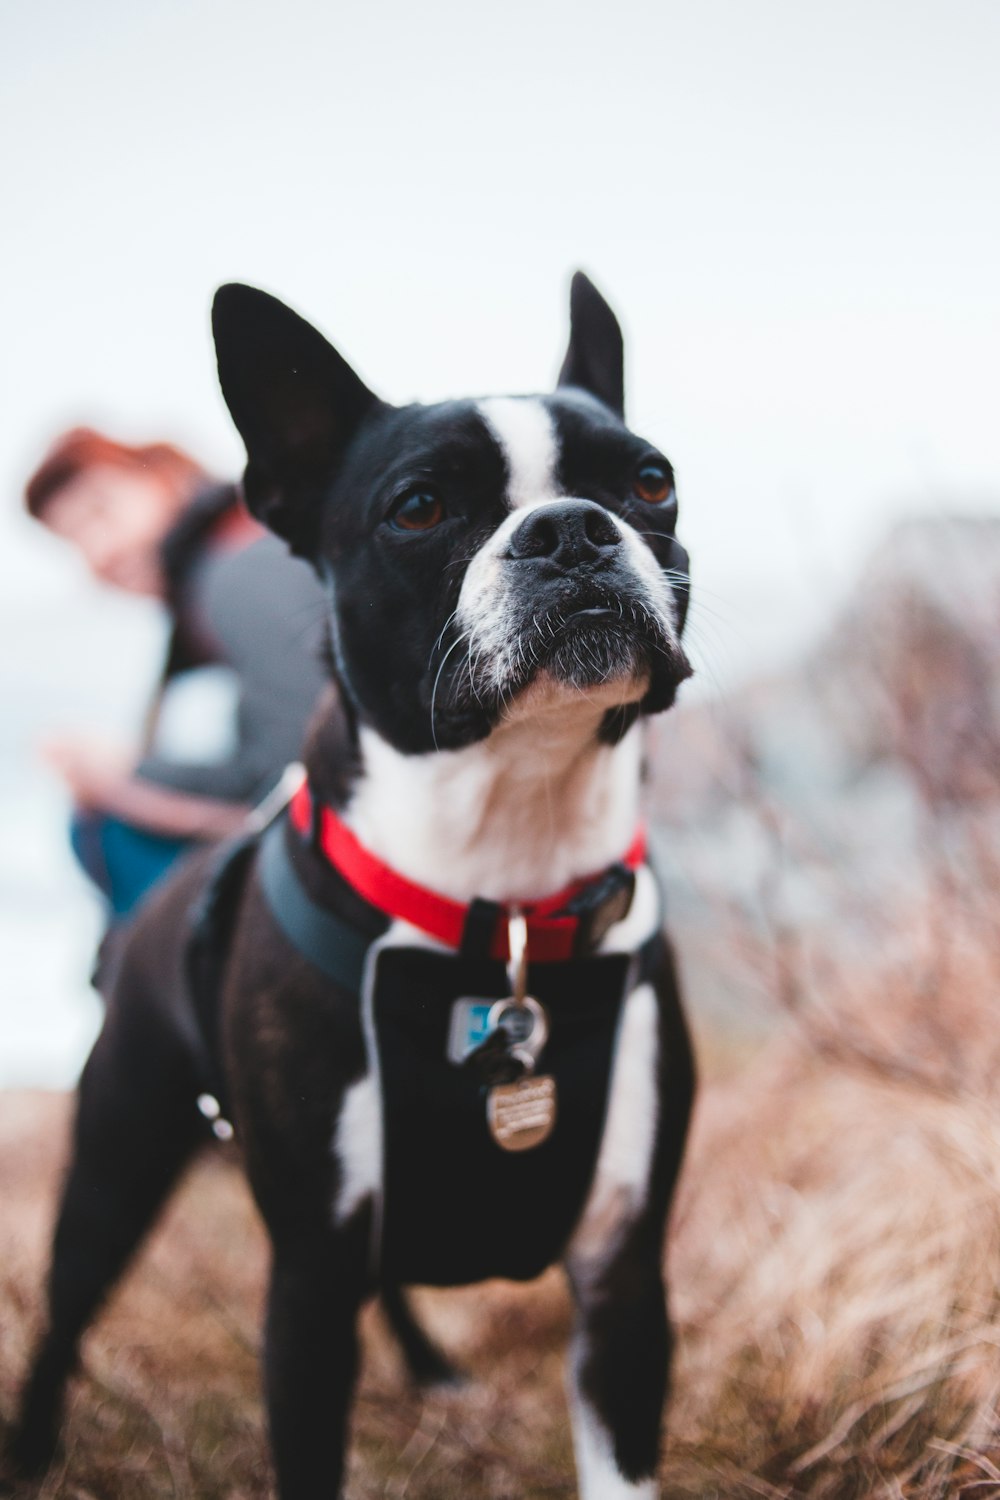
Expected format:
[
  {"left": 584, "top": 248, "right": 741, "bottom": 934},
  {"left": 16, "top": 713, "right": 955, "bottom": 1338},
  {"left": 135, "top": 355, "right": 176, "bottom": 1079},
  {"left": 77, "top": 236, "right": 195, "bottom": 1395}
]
[{"left": 487, "top": 995, "right": 549, "bottom": 1070}]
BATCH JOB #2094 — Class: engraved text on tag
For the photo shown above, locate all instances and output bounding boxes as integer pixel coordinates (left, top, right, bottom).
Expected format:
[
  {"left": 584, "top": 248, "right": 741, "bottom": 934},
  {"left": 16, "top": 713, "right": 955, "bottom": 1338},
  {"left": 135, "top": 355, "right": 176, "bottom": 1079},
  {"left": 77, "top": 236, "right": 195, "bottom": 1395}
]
[{"left": 487, "top": 1075, "right": 557, "bottom": 1152}]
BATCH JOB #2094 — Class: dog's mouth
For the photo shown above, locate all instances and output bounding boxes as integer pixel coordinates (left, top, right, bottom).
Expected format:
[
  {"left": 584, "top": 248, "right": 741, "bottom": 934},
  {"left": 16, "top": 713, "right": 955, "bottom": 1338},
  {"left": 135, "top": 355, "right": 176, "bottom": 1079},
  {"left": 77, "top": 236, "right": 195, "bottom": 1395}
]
[
  {"left": 565, "top": 605, "right": 618, "bottom": 623},
  {"left": 530, "top": 596, "right": 680, "bottom": 692},
  {"left": 430, "top": 586, "right": 691, "bottom": 745}
]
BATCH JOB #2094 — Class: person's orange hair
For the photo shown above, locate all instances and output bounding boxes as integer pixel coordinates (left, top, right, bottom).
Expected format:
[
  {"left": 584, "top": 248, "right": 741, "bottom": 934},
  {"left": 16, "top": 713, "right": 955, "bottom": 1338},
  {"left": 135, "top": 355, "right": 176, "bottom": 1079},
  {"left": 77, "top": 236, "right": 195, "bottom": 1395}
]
[{"left": 25, "top": 427, "right": 209, "bottom": 518}]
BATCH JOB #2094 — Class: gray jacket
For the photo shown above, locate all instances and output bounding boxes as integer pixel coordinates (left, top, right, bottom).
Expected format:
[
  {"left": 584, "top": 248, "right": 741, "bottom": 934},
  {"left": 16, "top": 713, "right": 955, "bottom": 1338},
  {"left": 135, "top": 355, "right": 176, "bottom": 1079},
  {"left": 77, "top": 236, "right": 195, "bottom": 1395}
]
[{"left": 137, "top": 526, "right": 329, "bottom": 804}]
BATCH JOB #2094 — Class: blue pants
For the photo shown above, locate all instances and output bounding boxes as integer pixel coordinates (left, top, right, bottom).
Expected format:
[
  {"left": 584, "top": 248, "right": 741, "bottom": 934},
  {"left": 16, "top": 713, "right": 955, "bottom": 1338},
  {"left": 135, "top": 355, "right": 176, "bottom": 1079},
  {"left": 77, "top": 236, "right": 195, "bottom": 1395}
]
[{"left": 70, "top": 812, "right": 192, "bottom": 917}]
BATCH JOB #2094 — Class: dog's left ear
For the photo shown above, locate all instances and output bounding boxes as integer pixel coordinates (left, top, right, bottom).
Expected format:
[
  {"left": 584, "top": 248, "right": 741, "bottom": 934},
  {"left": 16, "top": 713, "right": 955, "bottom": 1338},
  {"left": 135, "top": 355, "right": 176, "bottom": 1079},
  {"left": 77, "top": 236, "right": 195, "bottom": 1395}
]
[
  {"left": 556, "top": 271, "right": 625, "bottom": 418},
  {"left": 212, "top": 284, "right": 382, "bottom": 557}
]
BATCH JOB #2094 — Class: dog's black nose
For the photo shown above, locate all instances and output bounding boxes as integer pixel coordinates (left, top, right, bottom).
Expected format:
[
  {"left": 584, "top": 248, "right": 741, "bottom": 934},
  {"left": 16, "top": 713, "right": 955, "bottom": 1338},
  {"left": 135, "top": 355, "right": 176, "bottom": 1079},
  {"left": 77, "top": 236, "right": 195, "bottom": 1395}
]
[{"left": 507, "top": 500, "right": 622, "bottom": 572}]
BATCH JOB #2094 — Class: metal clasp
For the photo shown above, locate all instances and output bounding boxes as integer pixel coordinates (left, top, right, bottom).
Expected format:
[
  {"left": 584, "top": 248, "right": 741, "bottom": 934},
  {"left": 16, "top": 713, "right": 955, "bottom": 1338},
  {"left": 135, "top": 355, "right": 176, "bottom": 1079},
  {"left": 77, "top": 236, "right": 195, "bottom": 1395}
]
[
  {"left": 506, "top": 908, "right": 528, "bottom": 1006},
  {"left": 489, "top": 909, "right": 548, "bottom": 1073}
]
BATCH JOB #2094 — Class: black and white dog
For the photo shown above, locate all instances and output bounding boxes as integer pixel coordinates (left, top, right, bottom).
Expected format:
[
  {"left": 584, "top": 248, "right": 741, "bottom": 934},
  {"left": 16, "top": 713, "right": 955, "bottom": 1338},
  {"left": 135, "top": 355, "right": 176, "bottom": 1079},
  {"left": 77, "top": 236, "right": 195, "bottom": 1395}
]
[{"left": 10, "top": 274, "right": 695, "bottom": 1498}]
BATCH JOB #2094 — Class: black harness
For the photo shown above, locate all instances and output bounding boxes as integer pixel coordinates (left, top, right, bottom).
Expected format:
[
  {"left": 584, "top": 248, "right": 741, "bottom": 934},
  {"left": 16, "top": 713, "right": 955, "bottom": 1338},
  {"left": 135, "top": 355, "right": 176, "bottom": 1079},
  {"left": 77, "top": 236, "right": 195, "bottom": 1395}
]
[{"left": 187, "top": 801, "right": 664, "bottom": 1284}]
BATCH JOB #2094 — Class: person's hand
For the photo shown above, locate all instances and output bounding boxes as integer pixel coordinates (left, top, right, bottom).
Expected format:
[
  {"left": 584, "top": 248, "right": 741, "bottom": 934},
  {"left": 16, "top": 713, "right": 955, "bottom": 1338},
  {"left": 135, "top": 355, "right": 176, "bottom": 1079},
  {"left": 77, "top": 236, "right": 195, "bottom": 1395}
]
[
  {"left": 39, "top": 731, "right": 250, "bottom": 838},
  {"left": 39, "top": 733, "right": 135, "bottom": 812}
]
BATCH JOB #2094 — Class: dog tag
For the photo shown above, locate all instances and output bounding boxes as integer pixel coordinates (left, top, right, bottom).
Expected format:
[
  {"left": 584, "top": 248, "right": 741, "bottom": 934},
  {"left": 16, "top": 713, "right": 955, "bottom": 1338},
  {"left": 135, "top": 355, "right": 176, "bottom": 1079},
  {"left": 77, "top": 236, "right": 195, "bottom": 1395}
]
[{"left": 487, "top": 1074, "right": 557, "bottom": 1152}]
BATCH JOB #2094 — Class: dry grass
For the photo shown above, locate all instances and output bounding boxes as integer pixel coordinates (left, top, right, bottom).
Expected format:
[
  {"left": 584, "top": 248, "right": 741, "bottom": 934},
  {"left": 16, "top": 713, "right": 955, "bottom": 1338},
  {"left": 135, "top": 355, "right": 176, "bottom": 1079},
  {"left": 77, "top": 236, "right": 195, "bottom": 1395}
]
[
  {"left": 670, "top": 1045, "right": 1000, "bottom": 1499},
  {"left": 5, "top": 994, "right": 1000, "bottom": 1500}
]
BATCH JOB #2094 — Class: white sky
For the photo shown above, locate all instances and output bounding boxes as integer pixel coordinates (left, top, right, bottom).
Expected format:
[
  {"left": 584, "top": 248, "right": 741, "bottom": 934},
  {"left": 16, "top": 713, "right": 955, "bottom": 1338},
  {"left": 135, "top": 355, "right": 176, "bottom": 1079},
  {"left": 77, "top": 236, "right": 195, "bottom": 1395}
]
[
  {"left": 1, "top": 0, "right": 999, "bottom": 1082},
  {"left": 2, "top": 0, "right": 999, "bottom": 678}
]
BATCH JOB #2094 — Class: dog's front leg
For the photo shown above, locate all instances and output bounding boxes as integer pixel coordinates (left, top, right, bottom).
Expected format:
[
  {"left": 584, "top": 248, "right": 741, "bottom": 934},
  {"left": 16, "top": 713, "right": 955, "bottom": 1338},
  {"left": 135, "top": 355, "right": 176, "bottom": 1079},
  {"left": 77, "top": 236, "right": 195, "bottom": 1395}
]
[
  {"left": 564, "top": 1231, "right": 669, "bottom": 1499},
  {"left": 264, "top": 1231, "right": 367, "bottom": 1500},
  {"left": 562, "top": 966, "right": 694, "bottom": 1498}
]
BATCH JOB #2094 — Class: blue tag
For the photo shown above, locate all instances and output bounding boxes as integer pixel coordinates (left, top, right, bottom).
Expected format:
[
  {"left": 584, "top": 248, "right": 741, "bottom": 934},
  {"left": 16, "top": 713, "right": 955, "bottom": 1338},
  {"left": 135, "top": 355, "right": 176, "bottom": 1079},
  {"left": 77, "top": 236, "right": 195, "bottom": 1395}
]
[{"left": 446, "top": 998, "right": 496, "bottom": 1064}]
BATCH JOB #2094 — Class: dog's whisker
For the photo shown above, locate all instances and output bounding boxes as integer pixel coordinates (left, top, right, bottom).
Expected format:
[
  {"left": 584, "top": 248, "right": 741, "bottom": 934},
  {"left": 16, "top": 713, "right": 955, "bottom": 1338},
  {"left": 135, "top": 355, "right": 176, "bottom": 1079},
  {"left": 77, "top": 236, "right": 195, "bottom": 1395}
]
[
  {"left": 428, "top": 608, "right": 461, "bottom": 666},
  {"left": 429, "top": 629, "right": 471, "bottom": 750}
]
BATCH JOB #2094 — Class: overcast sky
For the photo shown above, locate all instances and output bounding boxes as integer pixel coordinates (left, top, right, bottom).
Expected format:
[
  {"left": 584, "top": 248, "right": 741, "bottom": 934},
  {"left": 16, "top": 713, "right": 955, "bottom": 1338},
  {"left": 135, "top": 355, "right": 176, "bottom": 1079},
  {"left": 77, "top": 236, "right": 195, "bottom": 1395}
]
[{"left": 3, "top": 0, "right": 999, "bottom": 682}]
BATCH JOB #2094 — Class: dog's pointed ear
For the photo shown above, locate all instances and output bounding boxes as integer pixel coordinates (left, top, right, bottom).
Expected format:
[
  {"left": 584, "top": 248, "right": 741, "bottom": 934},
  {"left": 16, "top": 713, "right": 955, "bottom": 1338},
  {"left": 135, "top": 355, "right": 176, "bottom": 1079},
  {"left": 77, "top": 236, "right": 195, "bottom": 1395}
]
[
  {"left": 212, "top": 284, "right": 381, "bottom": 556},
  {"left": 556, "top": 271, "right": 625, "bottom": 418}
]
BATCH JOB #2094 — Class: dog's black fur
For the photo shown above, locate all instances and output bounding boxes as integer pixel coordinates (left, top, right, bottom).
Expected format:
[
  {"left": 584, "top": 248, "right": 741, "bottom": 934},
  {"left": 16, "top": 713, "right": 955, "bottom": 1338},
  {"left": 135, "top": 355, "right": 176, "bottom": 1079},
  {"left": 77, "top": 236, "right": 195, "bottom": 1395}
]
[{"left": 8, "top": 274, "right": 695, "bottom": 1498}]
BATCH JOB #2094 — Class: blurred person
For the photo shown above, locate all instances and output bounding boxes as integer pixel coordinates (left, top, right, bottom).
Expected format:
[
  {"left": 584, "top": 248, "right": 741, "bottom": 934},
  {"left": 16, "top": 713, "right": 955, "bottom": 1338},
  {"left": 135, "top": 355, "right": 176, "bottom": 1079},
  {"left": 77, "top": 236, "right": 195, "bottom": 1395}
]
[{"left": 25, "top": 427, "right": 328, "bottom": 917}]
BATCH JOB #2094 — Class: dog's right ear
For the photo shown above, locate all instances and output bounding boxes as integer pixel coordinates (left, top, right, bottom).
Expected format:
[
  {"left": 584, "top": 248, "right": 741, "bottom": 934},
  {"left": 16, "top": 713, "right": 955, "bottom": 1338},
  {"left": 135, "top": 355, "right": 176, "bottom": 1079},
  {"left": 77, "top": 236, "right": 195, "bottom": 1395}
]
[
  {"left": 557, "top": 271, "right": 625, "bottom": 419},
  {"left": 212, "top": 284, "right": 381, "bottom": 557}
]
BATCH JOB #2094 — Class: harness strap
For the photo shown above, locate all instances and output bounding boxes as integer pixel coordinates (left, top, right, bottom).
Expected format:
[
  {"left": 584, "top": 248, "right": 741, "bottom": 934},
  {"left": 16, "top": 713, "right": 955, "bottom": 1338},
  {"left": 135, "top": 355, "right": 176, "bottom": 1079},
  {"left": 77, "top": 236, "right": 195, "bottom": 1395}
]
[
  {"left": 258, "top": 818, "right": 375, "bottom": 991},
  {"left": 184, "top": 830, "right": 260, "bottom": 1130}
]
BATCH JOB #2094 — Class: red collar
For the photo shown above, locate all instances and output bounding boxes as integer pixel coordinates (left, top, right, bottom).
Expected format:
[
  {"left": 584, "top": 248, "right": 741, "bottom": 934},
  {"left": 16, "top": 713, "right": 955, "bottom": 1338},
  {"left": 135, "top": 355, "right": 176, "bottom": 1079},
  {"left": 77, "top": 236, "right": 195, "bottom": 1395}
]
[{"left": 289, "top": 781, "right": 646, "bottom": 963}]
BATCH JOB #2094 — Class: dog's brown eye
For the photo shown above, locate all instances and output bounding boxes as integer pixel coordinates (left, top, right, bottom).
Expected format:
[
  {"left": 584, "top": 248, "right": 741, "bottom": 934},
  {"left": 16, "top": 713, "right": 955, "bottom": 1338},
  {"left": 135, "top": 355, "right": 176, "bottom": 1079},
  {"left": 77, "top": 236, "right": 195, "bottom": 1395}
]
[
  {"left": 391, "top": 491, "right": 444, "bottom": 532},
  {"left": 634, "top": 463, "right": 673, "bottom": 505}
]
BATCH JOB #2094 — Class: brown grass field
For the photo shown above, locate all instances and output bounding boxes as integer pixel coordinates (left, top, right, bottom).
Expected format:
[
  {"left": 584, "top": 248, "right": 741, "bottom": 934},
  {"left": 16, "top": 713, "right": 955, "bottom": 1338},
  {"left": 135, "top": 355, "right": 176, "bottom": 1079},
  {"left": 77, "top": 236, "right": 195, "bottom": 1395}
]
[{"left": 5, "top": 971, "right": 1000, "bottom": 1500}]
